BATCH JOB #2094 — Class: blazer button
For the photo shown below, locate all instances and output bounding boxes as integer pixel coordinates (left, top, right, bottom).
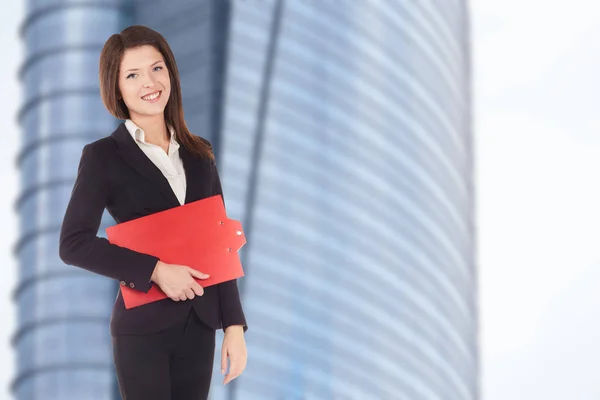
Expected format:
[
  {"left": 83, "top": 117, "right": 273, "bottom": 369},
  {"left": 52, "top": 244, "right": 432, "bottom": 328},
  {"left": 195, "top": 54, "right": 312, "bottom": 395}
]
[
  {"left": 129, "top": 282, "right": 135, "bottom": 288},
  {"left": 120, "top": 281, "right": 126, "bottom": 286}
]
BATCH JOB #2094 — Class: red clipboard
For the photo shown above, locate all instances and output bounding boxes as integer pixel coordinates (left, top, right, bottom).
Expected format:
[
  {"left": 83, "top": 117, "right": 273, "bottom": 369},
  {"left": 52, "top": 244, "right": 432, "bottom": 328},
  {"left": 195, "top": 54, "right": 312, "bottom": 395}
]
[{"left": 105, "top": 195, "right": 245, "bottom": 309}]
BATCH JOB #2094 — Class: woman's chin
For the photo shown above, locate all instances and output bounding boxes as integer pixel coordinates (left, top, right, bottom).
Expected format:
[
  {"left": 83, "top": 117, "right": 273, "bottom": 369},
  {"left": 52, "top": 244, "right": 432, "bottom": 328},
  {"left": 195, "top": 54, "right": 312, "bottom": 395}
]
[{"left": 134, "top": 103, "right": 168, "bottom": 116}]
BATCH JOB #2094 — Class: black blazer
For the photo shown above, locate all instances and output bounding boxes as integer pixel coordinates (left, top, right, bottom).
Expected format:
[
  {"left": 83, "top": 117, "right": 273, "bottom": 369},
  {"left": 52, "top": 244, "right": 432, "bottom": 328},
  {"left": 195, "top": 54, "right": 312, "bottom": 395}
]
[{"left": 59, "top": 122, "right": 247, "bottom": 336}]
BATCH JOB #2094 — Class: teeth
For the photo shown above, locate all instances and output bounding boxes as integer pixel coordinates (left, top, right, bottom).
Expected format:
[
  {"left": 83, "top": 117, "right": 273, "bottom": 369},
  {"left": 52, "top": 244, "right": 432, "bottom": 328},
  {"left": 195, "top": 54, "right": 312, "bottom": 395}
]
[{"left": 142, "top": 91, "right": 160, "bottom": 101}]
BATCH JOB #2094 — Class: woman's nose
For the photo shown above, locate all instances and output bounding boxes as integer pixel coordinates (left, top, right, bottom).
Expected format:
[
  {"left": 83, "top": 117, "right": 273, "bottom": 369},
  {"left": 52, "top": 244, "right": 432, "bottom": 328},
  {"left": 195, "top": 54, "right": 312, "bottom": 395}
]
[{"left": 143, "top": 77, "right": 157, "bottom": 87}]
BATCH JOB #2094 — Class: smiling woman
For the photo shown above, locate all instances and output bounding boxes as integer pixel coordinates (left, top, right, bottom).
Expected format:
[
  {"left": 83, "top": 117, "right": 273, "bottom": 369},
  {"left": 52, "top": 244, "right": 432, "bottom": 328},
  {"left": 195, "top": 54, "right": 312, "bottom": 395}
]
[
  {"left": 58, "top": 25, "right": 248, "bottom": 400},
  {"left": 98, "top": 25, "right": 214, "bottom": 161}
]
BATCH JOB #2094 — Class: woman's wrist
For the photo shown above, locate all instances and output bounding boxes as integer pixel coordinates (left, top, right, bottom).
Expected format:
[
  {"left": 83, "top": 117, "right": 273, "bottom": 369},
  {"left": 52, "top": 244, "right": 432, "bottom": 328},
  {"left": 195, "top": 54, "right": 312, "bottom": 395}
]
[
  {"left": 224, "top": 325, "right": 244, "bottom": 334},
  {"left": 150, "top": 260, "right": 163, "bottom": 282}
]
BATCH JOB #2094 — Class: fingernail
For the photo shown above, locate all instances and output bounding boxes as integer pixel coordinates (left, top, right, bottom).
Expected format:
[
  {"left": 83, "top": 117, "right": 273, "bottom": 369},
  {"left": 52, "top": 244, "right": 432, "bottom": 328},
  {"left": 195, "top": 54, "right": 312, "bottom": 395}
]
[{"left": 221, "top": 369, "right": 224, "bottom": 374}]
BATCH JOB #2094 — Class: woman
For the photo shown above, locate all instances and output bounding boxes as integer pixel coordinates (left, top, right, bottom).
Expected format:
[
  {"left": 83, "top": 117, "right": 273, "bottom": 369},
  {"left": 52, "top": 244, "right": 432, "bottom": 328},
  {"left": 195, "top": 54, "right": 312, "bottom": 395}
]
[{"left": 58, "top": 25, "right": 248, "bottom": 399}]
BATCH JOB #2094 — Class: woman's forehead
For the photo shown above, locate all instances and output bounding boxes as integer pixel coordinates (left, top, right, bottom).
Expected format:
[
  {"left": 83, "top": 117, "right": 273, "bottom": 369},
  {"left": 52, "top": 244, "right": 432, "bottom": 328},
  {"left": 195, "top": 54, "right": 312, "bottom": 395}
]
[{"left": 121, "top": 46, "right": 164, "bottom": 70}]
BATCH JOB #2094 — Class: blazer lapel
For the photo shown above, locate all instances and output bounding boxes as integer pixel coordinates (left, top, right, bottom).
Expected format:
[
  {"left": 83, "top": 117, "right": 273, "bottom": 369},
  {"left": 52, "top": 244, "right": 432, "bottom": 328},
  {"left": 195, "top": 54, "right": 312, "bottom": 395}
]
[
  {"left": 178, "top": 142, "right": 202, "bottom": 205},
  {"left": 111, "top": 122, "right": 182, "bottom": 208}
]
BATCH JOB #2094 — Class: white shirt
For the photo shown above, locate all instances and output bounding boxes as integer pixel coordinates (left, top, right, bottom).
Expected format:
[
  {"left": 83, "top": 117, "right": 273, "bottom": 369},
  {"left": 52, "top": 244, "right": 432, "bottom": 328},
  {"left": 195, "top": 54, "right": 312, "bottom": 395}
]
[{"left": 124, "top": 119, "right": 187, "bottom": 205}]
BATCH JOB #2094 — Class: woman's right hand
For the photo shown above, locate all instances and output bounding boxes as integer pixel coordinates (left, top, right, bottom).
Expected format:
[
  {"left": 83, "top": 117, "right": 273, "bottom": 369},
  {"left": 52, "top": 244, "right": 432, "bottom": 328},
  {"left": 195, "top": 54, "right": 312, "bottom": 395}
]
[{"left": 150, "top": 261, "right": 210, "bottom": 301}]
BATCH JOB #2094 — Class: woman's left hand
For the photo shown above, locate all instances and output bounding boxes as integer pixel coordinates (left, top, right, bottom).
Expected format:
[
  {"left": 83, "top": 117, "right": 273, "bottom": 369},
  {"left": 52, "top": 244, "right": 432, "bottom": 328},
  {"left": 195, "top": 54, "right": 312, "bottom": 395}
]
[{"left": 221, "top": 326, "right": 247, "bottom": 385}]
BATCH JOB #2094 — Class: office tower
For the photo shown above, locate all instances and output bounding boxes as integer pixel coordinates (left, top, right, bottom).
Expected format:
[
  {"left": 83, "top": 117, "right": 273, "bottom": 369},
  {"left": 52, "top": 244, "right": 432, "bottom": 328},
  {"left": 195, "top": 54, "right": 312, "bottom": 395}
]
[
  {"left": 13, "top": 0, "right": 476, "bottom": 399},
  {"left": 13, "top": 1, "right": 132, "bottom": 399},
  {"left": 220, "top": 1, "right": 477, "bottom": 399}
]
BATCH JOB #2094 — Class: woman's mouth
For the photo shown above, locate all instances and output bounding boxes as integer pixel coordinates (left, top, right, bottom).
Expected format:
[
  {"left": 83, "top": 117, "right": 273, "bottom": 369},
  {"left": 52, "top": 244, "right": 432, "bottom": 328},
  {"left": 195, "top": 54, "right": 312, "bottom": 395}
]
[{"left": 141, "top": 91, "right": 162, "bottom": 103}]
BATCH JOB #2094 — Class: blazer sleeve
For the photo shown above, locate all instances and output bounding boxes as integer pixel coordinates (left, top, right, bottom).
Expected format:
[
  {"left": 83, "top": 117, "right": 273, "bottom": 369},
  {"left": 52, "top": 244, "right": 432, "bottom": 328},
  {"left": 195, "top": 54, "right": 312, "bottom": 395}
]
[
  {"left": 211, "top": 151, "right": 248, "bottom": 334},
  {"left": 59, "top": 143, "right": 160, "bottom": 293}
]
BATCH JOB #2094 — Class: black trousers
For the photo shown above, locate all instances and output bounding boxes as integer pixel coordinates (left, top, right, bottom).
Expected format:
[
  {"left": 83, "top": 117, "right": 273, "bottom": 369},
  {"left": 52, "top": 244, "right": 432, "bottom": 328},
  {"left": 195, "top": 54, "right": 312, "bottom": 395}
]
[{"left": 111, "top": 307, "right": 217, "bottom": 400}]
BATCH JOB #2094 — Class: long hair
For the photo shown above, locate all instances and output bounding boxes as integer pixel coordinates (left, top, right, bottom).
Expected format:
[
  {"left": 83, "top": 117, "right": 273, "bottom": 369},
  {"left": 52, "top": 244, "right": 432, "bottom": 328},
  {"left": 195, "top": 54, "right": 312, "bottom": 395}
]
[{"left": 98, "top": 25, "right": 214, "bottom": 162}]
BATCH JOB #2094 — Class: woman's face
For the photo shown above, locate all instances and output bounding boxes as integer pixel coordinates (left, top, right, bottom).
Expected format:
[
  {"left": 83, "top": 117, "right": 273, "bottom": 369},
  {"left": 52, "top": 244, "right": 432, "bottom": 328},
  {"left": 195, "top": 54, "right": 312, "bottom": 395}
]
[{"left": 118, "top": 45, "right": 171, "bottom": 119}]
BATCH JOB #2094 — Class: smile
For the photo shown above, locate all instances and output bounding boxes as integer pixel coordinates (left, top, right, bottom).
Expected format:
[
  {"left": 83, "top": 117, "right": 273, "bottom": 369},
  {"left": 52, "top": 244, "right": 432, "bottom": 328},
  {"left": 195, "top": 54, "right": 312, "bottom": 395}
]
[{"left": 141, "top": 91, "right": 162, "bottom": 102}]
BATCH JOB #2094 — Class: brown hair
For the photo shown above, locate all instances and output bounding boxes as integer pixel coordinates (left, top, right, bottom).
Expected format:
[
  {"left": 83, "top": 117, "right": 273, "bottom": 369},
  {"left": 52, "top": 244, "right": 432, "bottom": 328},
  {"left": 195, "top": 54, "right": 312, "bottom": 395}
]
[{"left": 98, "top": 25, "right": 214, "bottom": 162}]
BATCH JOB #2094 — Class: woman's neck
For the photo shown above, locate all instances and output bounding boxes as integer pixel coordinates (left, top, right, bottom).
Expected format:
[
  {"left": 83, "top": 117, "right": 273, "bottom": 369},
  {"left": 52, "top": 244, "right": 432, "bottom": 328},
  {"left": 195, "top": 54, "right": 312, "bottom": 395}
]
[{"left": 129, "top": 113, "right": 170, "bottom": 145}]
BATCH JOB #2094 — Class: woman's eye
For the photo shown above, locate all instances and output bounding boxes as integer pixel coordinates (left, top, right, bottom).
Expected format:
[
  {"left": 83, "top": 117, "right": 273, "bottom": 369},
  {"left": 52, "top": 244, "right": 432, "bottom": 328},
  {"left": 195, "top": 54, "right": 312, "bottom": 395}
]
[{"left": 126, "top": 66, "right": 162, "bottom": 79}]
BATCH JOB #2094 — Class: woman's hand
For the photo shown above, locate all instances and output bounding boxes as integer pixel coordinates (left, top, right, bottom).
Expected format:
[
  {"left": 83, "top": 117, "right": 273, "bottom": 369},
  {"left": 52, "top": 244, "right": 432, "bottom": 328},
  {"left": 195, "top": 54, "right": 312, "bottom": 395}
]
[
  {"left": 150, "top": 261, "right": 209, "bottom": 301},
  {"left": 221, "top": 326, "right": 247, "bottom": 385}
]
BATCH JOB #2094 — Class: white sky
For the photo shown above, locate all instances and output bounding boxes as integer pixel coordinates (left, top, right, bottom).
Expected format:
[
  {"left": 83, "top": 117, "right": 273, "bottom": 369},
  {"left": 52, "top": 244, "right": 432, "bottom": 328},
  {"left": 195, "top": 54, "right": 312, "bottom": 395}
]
[
  {"left": 0, "top": 1, "right": 599, "bottom": 399},
  {"left": 472, "top": 0, "right": 600, "bottom": 399},
  {"left": 0, "top": 1, "right": 22, "bottom": 399}
]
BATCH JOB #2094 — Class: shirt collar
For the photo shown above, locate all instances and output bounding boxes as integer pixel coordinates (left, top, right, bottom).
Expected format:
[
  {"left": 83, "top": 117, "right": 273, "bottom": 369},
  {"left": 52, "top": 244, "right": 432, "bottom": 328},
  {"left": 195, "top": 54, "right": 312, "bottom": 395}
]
[{"left": 124, "top": 119, "right": 179, "bottom": 149}]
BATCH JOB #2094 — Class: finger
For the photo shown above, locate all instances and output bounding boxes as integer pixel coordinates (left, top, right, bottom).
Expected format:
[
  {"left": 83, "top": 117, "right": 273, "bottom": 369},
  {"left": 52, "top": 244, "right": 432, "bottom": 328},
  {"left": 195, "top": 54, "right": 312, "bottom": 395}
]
[
  {"left": 224, "top": 370, "right": 235, "bottom": 385},
  {"left": 221, "top": 345, "right": 228, "bottom": 376},
  {"left": 225, "top": 357, "right": 240, "bottom": 380},
  {"left": 224, "top": 362, "right": 241, "bottom": 385},
  {"left": 185, "top": 288, "right": 195, "bottom": 300},
  {"left": 192, "top": 281, "right": 204, "bottom": 296},
  {"left": 167, "top": 292, "right": 180, "bottom": 301},
  {"left": 178, "top": 292, "right": 188, "bottom": 301},
  {"left": 187, "top": 267, "right": 210, "bottom": 280}
]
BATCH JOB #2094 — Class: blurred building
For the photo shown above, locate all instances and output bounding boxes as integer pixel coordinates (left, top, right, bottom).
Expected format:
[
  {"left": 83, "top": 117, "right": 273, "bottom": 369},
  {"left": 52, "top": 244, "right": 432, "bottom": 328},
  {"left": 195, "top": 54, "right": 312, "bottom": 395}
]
[
  {"left": 12, "top": 0, "right": 476, "bottom": 399},
  {"left": 11, "top": 0, "right": 228, "bottom": 399}
]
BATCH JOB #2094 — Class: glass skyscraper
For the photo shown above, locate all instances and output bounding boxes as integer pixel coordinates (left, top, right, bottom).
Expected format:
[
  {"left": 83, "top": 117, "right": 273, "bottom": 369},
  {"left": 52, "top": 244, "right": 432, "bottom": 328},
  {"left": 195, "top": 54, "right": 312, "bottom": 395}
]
[
  {"left": 13, "top": 1, "right": 131, "bottom": 399},
  {"left": 221, "top": 1, "right": 476, "bottom": 399},
  {"left": 13, "top": 0, "right": 476, "bottom": 399}
]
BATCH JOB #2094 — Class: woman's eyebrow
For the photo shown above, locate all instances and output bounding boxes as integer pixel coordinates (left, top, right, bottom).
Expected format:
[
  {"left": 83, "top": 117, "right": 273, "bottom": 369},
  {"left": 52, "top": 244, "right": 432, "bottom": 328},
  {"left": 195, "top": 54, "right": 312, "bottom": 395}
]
[{"left": 124, "top": 60, "right": 164, "bottom": 73}]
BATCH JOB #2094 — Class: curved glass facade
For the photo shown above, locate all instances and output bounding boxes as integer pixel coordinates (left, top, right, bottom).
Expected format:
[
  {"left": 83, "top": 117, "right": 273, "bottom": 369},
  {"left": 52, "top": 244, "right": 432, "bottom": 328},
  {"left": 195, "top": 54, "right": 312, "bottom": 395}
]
[
  {"left": 220, "top": 1, "right": 476, "bottom": 399},
  {"left": 13, "top": 1, "right": 130, "bottom": 399}
]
